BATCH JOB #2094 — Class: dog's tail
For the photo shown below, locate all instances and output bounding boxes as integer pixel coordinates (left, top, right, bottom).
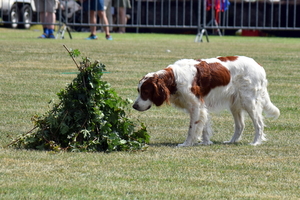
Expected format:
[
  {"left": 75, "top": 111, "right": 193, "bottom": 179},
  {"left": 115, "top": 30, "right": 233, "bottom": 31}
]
[{"left": 262, "top": 86, "right": 280, "bottom": 119}]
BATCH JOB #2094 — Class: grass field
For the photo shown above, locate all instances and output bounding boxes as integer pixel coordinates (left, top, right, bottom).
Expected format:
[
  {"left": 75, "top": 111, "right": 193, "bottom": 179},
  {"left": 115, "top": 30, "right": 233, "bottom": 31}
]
[{"left": 0, "top": 27, "right": 300, "bottom": 199}]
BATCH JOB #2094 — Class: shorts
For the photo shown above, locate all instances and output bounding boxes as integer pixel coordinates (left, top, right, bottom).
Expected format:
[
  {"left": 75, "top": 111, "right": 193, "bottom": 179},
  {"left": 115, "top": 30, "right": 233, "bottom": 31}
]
[
  {"left": 34, "top": 0, "right": 57, "bottom": 13},
  {"left": 112, "top": 0, "right": 131, "bottom": 8},
  {"left": 83, "top": 0, "right": 105, "bottom": 11}
]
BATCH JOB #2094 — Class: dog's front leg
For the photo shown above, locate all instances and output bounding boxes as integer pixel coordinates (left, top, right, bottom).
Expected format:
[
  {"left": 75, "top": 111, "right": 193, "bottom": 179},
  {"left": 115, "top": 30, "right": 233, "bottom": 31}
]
[{"left": 178, "top": 104, "right": 208, "bottom": 147}]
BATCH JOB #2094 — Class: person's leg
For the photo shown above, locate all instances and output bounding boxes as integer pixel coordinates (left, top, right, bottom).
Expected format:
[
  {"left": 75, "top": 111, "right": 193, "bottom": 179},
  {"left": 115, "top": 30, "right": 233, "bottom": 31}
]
[
  {"left": 105, "top": 0, "right": 113, "bottom": 31},
  {"left": 38, "top": 0, "right": 56, "bottom": 38},
  {"left": 98, "top": 10, "right": 112, "bottom": 39},
  {"left": 40, "top": 12, "right": 45, "bottom": 25},
  {"left": 46, "top": 12, "right": 56, "bottom": 38},
  {"left": 89, "top": 10, "right": 97, "bottom": 35},
  {"left": 85, "top": 10, "right": 99, "bottom": 39},
  {"left": 38, "top": 12, "right": 49, "bottom": 38},
  {"left": 118, "top": 7, "right": 126, "bottom": 33},
  {"left": 46, "top": 12, "right": 55, "bottom": 30}
]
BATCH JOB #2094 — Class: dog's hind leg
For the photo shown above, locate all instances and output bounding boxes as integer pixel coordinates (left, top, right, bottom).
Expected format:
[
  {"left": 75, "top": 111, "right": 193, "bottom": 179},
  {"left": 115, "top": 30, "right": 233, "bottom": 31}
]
[
  {"left": 198, "top": 116, "right": 213, "bottom": 145},
  {"left": 244, "top": 100, "right": 266, "bottom": 145},
  {"left": 224, "top": 107, "right": 245, "bottom": 144}
]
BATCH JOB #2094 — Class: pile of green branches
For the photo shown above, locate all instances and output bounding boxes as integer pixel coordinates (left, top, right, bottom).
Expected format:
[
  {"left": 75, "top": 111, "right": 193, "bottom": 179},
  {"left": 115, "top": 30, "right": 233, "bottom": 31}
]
[{"left": 9, "top": 47, "right": 149, "bottom": 152}]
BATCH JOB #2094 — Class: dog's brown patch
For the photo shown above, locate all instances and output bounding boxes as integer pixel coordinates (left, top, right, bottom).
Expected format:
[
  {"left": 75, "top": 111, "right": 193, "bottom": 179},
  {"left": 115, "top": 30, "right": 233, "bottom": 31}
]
[
  {"left": 217, "top": 56, "right": 238, "bottom": 62},
  {"left": 191, "top": 61, "right": 231, "bottom": 98}
]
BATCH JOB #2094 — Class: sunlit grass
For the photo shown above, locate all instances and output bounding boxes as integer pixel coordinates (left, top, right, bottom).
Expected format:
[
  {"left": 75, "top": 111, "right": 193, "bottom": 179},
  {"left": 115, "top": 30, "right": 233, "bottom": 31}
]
[{"left": 0, "top": 28, "right": 300, "bottom": 199}]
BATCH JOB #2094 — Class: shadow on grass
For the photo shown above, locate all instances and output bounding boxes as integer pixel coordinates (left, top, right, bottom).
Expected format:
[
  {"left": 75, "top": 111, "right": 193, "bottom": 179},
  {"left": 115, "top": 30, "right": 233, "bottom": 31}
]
[
  {"left": 210, "top": 140, "right": 249, "bottom": 146},
  {"left": 150, "top": 141, "right": 249, "bottom": 148},
  {"left": 150, "top": 143, "right": 178, "bottom": 148}
]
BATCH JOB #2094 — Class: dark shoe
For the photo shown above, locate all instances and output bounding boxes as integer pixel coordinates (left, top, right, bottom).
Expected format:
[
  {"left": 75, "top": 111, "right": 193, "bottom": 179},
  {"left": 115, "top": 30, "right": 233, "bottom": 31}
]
[{"left": 85, "top": 34, "right": 98, "bottom": 40}]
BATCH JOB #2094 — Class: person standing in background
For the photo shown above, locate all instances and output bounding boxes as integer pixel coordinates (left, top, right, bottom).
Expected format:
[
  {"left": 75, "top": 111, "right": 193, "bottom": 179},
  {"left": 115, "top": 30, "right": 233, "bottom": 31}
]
[
  {"left": 34, "top": 0, "right": 57, "bottom": 39},
  {"left": 112, "top": 0, "right": 131, "bottom": 33},
  {"left": 82, "top": 0, "right": 112, "bottom": 40},
  {"left": 105, "top": 0, "right": 113, "bottom": 32}
]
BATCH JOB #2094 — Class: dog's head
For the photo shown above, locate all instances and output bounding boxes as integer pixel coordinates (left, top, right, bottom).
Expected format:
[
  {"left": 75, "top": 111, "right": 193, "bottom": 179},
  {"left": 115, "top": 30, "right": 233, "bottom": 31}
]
[{"left": 133, "top": 69, "right": 175, "bottom": 111}]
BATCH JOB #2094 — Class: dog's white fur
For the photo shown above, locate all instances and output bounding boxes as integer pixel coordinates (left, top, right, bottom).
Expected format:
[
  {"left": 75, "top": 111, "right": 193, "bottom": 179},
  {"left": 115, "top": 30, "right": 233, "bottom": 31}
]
[{"left": 133, "top": 56, "right": 280, "bottom": 146}]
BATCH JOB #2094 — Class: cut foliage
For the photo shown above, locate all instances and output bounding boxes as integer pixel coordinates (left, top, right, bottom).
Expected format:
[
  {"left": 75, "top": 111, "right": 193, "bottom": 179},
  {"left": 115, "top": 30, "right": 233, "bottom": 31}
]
[{"left": 10, "top": 48, "right": 149, "bottom": 152}]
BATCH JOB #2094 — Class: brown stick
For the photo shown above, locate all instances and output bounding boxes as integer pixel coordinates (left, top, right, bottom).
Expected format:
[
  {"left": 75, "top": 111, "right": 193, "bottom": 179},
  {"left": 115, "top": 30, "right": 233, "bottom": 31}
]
[
  {"left": 4, "top": 102, "right": 63, "bottom": 148},
  {"left": 4, "top": 126, "right": 38, "bottom": 148},
  {"left": 63, "top": 44, "right": 80, "bottom": 70}
]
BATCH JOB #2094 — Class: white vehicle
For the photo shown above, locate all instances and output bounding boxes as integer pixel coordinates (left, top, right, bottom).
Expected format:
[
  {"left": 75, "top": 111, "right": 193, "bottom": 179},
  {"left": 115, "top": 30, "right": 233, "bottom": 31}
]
[{"left": 0, "top": 0, "right": 36, "bottom": 29}]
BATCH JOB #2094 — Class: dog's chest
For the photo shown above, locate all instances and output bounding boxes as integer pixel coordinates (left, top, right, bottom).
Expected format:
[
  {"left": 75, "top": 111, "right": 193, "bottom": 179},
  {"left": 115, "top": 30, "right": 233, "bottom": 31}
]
[{"left": 169, "top": 91, "right": 190, "bottom": 109}]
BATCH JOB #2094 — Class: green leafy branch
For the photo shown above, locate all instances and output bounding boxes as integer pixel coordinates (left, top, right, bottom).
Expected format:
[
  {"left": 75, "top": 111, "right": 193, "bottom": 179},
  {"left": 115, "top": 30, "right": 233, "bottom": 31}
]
[{"left": 8, "top": 45, "right": 149, "bottom": 152}]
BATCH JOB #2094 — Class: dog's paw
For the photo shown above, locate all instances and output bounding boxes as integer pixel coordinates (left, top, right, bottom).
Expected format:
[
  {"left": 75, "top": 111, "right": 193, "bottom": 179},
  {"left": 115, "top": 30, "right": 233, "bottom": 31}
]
[
  {"left": 224, "top": 136, "right": 242, "bottom": 144},
  {"left": 261, "top": 135, "right": 267, "bottom": 142},
  {"left": 223, "top": 140, "right": 234, "bottom": 144},
  {"left": 250, "top": 137, "right": 265, "bottom": 146},
  {"left": 249, "top": 141, "right": 262, "bottom": 146}
]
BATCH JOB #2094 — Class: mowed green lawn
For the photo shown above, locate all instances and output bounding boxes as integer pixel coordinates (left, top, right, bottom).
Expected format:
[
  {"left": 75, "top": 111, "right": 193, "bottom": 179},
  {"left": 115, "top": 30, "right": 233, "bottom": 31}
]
[{"left": 0, "top": 27, "right": 299, "bottom": 199}]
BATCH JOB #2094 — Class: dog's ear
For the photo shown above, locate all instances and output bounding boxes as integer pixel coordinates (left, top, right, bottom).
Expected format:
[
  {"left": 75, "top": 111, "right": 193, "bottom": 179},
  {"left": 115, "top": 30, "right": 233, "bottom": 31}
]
[{"left": 152, "top": 76, "right": 170, "bottom": 106}]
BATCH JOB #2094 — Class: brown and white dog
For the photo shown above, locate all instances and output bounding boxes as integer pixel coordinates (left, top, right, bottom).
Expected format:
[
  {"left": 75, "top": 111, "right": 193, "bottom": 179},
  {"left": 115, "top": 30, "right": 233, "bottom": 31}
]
[{"left": 133, "top": 56, "right": 280, "bottom": 147}]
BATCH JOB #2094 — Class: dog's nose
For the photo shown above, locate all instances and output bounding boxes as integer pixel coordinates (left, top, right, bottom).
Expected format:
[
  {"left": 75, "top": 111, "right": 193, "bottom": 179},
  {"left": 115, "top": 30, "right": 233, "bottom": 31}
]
[{"left": 132, "top": 103, "right": 139, "bottom": 110}]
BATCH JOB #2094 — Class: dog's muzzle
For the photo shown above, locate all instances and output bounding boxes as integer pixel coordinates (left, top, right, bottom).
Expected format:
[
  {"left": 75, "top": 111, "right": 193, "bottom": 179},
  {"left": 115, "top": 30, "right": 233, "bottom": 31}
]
[{"left": 132, "top": 102, "right": 151, "bottom": 111}]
